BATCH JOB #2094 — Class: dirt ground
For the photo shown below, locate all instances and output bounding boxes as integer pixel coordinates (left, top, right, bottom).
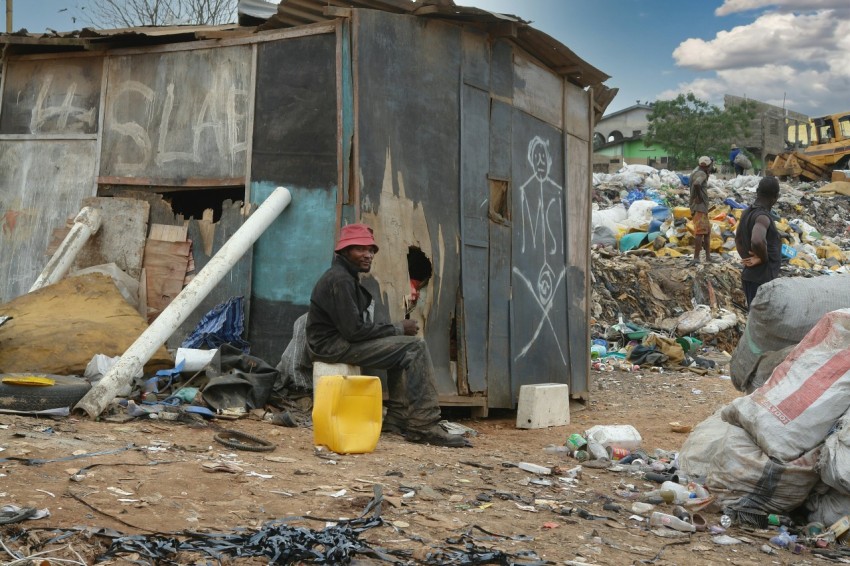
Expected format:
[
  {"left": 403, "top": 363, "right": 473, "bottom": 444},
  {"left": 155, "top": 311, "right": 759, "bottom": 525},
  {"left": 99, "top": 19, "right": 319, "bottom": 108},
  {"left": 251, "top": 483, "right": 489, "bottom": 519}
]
[{"left": 1, "top": 362, "right": 825, "bottom": 566}]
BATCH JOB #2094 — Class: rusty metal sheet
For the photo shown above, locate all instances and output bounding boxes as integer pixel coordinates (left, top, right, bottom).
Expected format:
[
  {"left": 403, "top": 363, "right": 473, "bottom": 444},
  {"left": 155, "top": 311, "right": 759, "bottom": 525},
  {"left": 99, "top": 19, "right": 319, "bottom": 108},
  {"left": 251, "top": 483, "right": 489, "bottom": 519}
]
[
  {"left": 509, "top": 110, "right": 569, "bottom": 401},
  {"left": 100, "top": 45, "right": 251, "bottom": 181}
]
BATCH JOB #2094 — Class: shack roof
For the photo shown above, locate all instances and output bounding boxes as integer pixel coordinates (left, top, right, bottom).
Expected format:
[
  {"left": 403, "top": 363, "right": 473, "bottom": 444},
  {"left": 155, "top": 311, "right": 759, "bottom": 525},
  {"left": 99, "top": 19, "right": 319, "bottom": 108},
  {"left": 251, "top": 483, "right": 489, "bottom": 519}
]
[
  {"left": 1, "top": 1, "right": 609, "bottom": 87},
  {"left": 0, "top": 1, "right": 615, "bottom": 119}
]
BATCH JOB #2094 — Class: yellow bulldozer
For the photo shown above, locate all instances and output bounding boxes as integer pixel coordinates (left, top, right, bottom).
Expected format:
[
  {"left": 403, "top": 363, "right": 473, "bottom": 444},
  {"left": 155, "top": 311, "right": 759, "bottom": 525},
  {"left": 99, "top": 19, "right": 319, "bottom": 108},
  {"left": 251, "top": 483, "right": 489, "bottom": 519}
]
[{"left": 768, "top": 111, "right": 850, "bottom": 181}]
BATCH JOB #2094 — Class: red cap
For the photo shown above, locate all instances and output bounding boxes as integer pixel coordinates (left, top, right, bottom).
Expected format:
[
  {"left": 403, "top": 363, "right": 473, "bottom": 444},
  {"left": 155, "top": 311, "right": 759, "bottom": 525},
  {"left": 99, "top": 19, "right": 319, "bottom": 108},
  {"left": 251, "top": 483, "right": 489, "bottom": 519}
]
[{"left": 335, "top": 223, "right": 378, "bottom": 252}]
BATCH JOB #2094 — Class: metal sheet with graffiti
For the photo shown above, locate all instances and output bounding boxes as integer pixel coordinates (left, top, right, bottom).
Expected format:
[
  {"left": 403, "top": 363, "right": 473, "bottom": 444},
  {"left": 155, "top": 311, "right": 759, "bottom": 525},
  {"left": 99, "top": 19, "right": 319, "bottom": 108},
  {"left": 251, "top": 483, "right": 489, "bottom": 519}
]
[{"left": 510, "top": 114, "right": 568, "bottom": 396}]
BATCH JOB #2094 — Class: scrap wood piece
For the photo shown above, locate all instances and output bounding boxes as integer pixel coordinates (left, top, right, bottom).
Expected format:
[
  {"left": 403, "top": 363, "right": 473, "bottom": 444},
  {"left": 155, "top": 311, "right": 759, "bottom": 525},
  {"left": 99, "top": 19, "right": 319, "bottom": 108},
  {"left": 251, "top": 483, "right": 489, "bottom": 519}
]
[
  {"left": 149, "top": 223, "right": 188, "bottom": 243},
  {"left": 143, "top": 239, "right": 191, "bottom": 322}
]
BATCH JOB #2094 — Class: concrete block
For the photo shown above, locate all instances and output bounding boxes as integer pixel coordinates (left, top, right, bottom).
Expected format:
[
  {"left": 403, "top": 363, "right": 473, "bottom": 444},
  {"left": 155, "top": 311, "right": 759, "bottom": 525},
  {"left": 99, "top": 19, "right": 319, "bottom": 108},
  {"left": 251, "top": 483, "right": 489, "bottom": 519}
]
[
  {"left": 312, "top": 361, "right": 361, "bottom": 391},
  {"left": 515, "top": 383, "right": 570, "bottom": 429}
]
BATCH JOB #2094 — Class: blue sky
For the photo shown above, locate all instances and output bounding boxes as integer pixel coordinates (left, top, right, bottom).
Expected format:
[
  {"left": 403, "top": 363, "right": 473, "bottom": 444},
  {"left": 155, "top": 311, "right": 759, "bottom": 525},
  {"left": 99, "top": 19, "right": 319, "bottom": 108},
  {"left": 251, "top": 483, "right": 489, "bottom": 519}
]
[{"left": 9, "top": 0, "right": 850, "bottom": 117}]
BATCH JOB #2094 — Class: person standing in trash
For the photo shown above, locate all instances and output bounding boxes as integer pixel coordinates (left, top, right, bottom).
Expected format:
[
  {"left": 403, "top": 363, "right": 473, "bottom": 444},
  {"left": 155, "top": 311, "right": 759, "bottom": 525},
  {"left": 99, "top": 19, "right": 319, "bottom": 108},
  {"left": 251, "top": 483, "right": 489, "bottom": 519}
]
[
  {"left": 735, "top": 176, "right": 781, "bottom": 309},
  {"left": 688, "top": 156, "right": 715, "bottom": 265},
  {"left": 729, "top": 144, "right": 744, "bottom": 176},
  {"left": 306, "top": 223, "right": 471, "bottom": 448}
]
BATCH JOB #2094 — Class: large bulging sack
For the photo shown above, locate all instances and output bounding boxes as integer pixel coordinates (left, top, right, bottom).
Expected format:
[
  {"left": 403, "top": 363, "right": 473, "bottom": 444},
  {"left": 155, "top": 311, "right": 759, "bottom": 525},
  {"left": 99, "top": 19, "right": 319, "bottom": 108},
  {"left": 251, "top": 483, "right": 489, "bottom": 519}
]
[
  {"left": 731, "top": 274, "right": 850, "bottom": 393},
  {"left": 723, "top": 309, "right": 850, "bottom": 462},
  {"left": 677, "top": 409, "right": 732, "bottom": 481},
  {"left": 806, "top": 484, "right": 850, "bottom": 527},
  {"left": 705, "top": 423, "right": 820, "bottom": 514},
  {"left": 734, "top": 152, "right": 752, "bottom": 170}
]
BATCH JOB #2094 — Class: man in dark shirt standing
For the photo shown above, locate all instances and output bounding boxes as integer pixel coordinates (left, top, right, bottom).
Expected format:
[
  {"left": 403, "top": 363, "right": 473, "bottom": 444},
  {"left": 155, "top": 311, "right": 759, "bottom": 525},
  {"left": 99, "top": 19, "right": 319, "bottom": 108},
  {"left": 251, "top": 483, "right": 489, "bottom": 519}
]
[
  {"left": 306, "top": 223, "right": 470, "bottom": 448},
  {"left": 735, "top": 176, "right": 781, "bottom": 309}
]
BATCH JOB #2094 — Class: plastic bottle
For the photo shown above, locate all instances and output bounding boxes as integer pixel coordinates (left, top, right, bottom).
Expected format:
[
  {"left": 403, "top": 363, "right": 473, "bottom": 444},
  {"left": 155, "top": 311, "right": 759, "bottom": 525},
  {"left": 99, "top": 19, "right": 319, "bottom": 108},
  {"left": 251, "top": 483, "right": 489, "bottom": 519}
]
[
  {"left": 586, "top": 441, "right": 609, "bottom": 461},
  {"left": 649, "top": 511, "right": 696, "bottom": 532},
  {"left": 585, "top": 424, "right": 642, "bottom": 450},
  {"left": 769, "top": 527, "right": 796, "bottom": 549},
  {"left": 543, "top": 444, "right": 573, "bottom": 455},
  {"left": 660, "top": 480, "right": 692, "bottom": 504}
]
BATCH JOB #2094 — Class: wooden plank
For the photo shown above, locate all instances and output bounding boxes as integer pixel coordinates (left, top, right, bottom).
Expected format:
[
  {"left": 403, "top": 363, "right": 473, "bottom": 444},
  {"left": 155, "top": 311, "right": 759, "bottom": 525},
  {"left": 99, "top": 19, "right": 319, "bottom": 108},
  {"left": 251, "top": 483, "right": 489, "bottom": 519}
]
[
  {"left": 143, "top": 239, "right": 191, "bottom": 322},
  {"left": 137, "top": 267, "right": 148, "bottom": 319},
  {"left": 438, "top": 395, "right": 487, "bottom": 407},
  {"left": 97, "top": 176, "right": 244, "bottom": 188},
  {"left": 513, "top": 52, "right": 564, "bottom": 129},
  {"left": 0, "top": 56, "right": 103, "bottom": 135},
  {"left": 149, "top": 223, "right": 188, "bottom": 242}
]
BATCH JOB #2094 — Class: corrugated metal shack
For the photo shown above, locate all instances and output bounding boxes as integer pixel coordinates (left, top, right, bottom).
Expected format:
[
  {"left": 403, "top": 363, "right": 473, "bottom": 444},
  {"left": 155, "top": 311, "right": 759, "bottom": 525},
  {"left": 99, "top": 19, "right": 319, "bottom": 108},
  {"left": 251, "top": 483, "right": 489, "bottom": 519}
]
[{"left": 0, "top": 0, "right": 615, "bottom": 413}]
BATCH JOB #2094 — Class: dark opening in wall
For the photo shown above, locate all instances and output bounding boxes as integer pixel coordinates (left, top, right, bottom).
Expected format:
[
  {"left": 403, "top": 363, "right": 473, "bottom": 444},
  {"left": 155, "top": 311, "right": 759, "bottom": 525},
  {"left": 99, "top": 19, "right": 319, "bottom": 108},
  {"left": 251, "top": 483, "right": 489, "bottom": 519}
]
[
  {"left": 97, "top": 185, "right": 245, "bottom": 223},
  {"left": 407, "top": 246, "right": 432, "bottom": 287},
  {"left": 406, "top": 246, "right": 433, "bottom": 314},
  {"left": 161, "top": 187, "right": 246, "bottom": 222}
]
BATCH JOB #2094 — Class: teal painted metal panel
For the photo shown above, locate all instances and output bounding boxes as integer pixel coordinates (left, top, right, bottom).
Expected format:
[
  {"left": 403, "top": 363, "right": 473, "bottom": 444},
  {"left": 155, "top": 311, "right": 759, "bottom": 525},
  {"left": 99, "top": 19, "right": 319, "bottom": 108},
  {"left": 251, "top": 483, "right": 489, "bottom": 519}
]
[{"left": 251, "top": 181, "right": 336, "bottom": 304}]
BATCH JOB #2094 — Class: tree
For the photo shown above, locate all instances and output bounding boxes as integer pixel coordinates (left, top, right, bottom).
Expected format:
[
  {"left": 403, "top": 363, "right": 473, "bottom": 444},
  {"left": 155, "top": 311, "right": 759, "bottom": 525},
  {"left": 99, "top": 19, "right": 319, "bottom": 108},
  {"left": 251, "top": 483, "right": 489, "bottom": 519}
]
[
  {"left": 75, "top": 0, "right": 237, "bottom": 28},
  {"left": 644, "top": 93, "right": 757, "bottom": 169}
]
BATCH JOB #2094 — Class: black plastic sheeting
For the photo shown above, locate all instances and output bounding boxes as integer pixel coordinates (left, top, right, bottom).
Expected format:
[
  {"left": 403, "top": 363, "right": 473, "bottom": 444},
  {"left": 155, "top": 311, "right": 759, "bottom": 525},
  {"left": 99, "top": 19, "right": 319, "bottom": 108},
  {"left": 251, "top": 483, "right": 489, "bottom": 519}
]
[
  {"left": 99, "top": 485, "right": 395, "bottom": 564},
  {"left": 10, "top": 485, "right": 550, "bottom": 565}
]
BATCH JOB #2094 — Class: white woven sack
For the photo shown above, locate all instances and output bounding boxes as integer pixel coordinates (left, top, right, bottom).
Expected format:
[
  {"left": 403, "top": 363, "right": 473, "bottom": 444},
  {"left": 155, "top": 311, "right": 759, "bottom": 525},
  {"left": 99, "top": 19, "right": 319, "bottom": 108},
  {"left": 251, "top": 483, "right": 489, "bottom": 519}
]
[
  {"left": 705, "top": 422, "right": 820, "bottom": 514},
  {"left": 723, "top": 309, "right": 850, "bottom": 462},
  {"left": 819, "top": 411, "right": 850, "bottom": 495}
]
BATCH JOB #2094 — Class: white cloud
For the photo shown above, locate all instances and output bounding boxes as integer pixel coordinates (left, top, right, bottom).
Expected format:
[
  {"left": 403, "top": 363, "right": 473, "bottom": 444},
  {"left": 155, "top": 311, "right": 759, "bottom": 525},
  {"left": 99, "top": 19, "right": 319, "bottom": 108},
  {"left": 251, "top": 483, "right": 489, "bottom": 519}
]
[
  {"left": 715, "top": 0, "right": 849, "bottom": 16},
  {"left": 663, "top": 6, "right": 850, "bottom": 116}
]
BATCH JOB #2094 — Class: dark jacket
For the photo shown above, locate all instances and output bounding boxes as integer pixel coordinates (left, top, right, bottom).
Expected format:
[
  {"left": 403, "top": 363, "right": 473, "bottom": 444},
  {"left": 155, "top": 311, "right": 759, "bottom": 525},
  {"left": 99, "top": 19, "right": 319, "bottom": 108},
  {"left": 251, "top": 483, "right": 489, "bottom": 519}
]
[{"left": 306, "top": 254, "right": 402, "bottom": 359}]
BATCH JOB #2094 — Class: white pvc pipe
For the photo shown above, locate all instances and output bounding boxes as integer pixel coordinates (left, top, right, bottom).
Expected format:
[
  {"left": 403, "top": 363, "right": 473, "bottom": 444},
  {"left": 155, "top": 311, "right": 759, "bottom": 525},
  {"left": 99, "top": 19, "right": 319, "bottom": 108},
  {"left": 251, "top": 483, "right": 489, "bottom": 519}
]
[
  {"left": 30, "top": 206, "right": 102, "bottom": 292},
  {"left": 74, "top": 186, "right": 292, "bottom": 418}
]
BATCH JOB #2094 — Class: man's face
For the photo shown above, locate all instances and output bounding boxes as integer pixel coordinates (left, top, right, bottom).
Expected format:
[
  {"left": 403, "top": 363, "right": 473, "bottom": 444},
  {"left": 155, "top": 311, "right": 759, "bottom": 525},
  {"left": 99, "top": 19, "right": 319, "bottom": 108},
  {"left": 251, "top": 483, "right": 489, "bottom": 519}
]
[{"left": 342, "top": 245, "right": 376, "bottom": 273}]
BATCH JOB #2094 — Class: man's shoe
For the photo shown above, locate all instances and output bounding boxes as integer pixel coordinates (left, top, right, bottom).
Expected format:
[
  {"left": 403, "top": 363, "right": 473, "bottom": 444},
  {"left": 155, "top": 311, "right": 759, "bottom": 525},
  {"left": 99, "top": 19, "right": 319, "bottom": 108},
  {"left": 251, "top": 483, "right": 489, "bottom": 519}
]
[
  {"left": 381, "top": 418, "right": 405, "bottom": 435},
  {"left": 405, "top": 424, "right": 471, "bottom": 448}
]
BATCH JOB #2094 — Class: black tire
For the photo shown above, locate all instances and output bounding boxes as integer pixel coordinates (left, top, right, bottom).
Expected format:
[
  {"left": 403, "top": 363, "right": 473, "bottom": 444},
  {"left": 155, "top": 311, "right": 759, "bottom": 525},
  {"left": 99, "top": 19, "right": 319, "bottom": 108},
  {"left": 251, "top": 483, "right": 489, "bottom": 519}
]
[
  {"left": 0, "top": 374, "right": 91, "bottom": 412},
  {"left": 213, "top": 430, "right": 276, "bottom": 452}
]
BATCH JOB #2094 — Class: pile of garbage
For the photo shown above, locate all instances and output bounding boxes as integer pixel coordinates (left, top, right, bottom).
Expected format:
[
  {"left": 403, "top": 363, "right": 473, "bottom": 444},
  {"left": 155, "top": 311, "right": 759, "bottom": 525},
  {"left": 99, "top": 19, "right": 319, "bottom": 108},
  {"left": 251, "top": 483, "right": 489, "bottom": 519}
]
[
  {"left": 592, "top": 164, "right": 850, "bottom": 273},
  {"left": 588, "top": 164, "right": 850, "bottom": 365},
  {"left": 534, "top": 418, "right": 850, "bottom": 557}
]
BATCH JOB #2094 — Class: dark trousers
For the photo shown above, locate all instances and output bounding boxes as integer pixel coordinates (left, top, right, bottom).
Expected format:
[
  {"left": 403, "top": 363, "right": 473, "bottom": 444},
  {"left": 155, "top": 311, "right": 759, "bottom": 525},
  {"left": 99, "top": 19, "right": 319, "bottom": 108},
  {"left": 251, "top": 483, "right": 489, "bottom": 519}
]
[
  {"left": 734, "top": 164, "right": 745, "bottom": 176},
  {"left": 743, "top": 280, "right": 763, "bottom": 310},
  {"left": 314, "top": 336, "right": 441, "bottom": 430}
]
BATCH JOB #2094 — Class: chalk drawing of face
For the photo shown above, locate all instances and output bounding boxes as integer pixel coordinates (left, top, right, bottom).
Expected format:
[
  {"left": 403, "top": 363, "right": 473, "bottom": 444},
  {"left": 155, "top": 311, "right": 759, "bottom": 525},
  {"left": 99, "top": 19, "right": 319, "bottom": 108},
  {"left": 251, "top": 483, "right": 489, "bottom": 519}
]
[
  {"left": 528, "top": 137, "right": 551, "bottom": 181},
  {"left": 513, "top": 135, "right": 567, "bottom": 365}
]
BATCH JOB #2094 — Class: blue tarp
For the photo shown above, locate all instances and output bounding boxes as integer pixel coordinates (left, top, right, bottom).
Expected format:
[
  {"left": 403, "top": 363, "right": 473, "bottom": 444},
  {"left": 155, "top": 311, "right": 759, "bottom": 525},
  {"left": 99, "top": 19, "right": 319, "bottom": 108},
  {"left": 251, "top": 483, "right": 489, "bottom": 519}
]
[{"left": 182, "top": 296, "right": 249, "bottom": 352}]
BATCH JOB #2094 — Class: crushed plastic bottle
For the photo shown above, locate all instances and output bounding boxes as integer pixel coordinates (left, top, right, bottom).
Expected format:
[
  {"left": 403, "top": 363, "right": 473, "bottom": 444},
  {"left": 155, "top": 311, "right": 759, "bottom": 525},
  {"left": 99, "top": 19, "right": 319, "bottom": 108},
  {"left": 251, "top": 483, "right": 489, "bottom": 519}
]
[{"left": 543, "top": 444, "right": 573, "bottom": 455}]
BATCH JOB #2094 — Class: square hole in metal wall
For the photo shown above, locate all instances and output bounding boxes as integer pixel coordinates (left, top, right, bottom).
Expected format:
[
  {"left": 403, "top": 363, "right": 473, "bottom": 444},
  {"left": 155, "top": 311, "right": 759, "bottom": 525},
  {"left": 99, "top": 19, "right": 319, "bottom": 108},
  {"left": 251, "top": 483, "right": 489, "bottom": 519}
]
[{"left": 488, "top": 177, "right": 510, "bottom": 224}]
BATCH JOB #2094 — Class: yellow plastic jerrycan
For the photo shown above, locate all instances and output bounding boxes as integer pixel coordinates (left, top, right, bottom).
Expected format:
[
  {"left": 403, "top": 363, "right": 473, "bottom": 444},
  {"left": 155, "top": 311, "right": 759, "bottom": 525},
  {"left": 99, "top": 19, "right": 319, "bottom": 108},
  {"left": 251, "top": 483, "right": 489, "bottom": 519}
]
[{"left": 312, "top": 375, "right": 382, "bottom": 454}]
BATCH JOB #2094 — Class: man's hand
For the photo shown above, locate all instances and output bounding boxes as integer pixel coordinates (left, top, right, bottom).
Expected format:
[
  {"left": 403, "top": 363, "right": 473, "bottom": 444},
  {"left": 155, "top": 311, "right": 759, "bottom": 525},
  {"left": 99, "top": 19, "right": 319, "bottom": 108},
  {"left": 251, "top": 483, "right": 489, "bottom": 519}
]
[
  {"left": 401, "top": 319, "right": 419, "bottom": 336},
  {"left": 741, "top": 252, "right": 763, "bottom": 267}
]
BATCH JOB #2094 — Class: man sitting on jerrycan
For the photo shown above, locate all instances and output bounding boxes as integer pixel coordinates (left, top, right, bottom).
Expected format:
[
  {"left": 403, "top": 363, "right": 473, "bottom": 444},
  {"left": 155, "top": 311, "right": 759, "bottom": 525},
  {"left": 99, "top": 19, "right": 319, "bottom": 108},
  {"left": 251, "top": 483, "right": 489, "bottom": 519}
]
[{"left": 306, "top": 223, "right": 471, "bottom": 448}]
